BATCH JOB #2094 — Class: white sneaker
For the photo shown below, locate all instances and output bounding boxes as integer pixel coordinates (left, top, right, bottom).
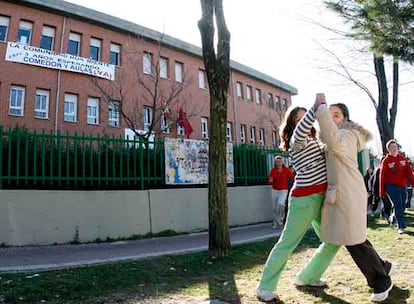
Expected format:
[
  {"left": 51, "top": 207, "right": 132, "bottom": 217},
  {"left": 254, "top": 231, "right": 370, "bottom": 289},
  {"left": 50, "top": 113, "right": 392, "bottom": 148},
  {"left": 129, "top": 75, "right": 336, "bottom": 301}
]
[
  {"left": 370, "top": 283, "right": 393, "bottom": 302},
  {"left": 256, "top": 288, "right": 278, "bottom": 302},
  {"left": 398, "top": 228, "right": 405, "bottom": 234},
  {"left": 388, "top": 263, "right": 396, "bottom": 276},
  {"left": 293, "top": 276, "right": 327, "bottom": 287}
]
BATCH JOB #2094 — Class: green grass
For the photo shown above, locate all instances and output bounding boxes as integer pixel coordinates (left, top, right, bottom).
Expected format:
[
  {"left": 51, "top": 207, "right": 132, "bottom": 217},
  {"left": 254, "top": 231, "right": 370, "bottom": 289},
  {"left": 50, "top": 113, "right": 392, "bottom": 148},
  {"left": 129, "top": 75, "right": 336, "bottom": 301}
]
[{"left": 0, "top": 211, "right": 413, "bottom": 304}]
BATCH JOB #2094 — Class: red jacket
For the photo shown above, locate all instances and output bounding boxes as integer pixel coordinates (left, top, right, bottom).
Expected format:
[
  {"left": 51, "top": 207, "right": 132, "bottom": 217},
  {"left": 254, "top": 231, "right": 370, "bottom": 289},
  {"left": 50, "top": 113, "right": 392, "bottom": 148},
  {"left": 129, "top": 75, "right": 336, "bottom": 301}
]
[
  {"left": 268, "top": 166, "right": 295, "bottom": 190},
  {"left": 379, "top": 153, "right": 414, "bottom": 197}
]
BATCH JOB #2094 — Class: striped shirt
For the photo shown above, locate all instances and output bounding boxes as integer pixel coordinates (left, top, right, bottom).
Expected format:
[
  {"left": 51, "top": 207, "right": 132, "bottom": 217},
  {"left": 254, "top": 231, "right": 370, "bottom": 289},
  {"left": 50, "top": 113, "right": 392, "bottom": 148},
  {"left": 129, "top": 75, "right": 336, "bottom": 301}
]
[{"left": 289, "top": 107, "right": 327, "bottom": 189}]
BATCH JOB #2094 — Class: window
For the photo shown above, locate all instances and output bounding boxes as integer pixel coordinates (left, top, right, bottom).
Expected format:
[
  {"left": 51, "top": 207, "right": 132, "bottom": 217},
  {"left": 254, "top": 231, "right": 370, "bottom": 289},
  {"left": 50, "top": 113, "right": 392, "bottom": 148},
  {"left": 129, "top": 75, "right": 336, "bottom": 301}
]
[
  {"left": 246, "top": 85, "right": 252, "bottom": 102},
  {"left": 259, "top": 128, "right": 265, "bottom": 146},
  {"left": 87, "top": 97, "right": 99, "bottom": 125},
  {"left": 175, "top": 61, "right": 183, "bottom": 82},
  {"left": 0, "top": 16, "right": 10, "bottom": 42},
  {"left": 250, "top": 126, "right": 256, "bottom": 144},
  {"left": 110, "top": 43, "right": 121, "bottom": 65},
  {"left": 177, "top": 125, "right": 185, "bottom": 136},
  {"left": 255, "top": 88, "right": 262, "bottom": 105},
  {"left": 275, "top": 96, "right": 281, "bottom": 111},
  {"left": 9, "top": 86, "right": 25, "bottom": 116},
  {"left": 17, "top": 21, "right": 33, "bottom": 45},
  {"left": 64, "top": 94, "right": 77, "bottom": 122},
  {"left": 35, "top": 89, "right": 49, "bottom": 118},
  {"left": 108, "top": 101, "right": 120, "bottom": 127},
  {"left": 198, "top": 69, "right": 206, "bottom": 89},
  {"left": 90, "top": 38, "right": 101, "bottom": 61},
  {"left": 161, "top": 113, "right": 170, "bottom": 133},
  {"left": 226, "top": 122, "right": 233, "bottom": 142},
  {"left": 143, "top": 107, "right": 153, "bottom": 131},
  {"left": 201, "top": 117, "right": 208, "bottom": 139},
  {"left": 143, "top": 52, "right": 152, "bottom": 75},
  {"left": 240, "top": 124, "right": 246, "bottom": 143},
  {"left": 236, "top": 82, "right": 243, "bottom": 99},
  {"left": 272, "top": 131, "right": 278, "bottom": 147},
  {"left": 282, "top": 98, "right": 288, "bottom": 110},
  {"left": 268, "top": 93, "right": 274, "bottom": 109},
  {"left": 40, "top": 26, "right": 55, "bottom": 50},
  {"left": 159, "top": 57, "right": 168, "bottom": 79},
  {"left": 68, "top": 32, "right": 81, "bottom": 56}
]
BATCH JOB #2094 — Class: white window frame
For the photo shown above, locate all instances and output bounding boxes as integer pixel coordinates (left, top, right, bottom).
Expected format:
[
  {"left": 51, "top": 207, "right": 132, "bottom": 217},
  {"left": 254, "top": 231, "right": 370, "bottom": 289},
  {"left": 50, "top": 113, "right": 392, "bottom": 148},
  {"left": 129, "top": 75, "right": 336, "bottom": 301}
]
[
  {"left": 9, "top": 86, "right": 25, "bottom": 116},
  {"left": 40, "top": 26, "right": 55, "bottom": 50},
  {"left": 255, "top": 88, "right": 262, "bottom": 105},
  {"left": 143, "top": 52, "right": 152, "bottom": 75},
  {"left": 143, "top": 107, "right": 153, "bottom": 131},
  {"left": 226, "top": 122, "right": 233, "bottom": 142},
  {"left": 108, "top": 101, "right": 120, "bottom": 127},
  {"left": 64, "top": 94, "right": 77, "bottom": 122},
  {"left": 90, "top": 37, "right": 102, "bottom": 61},
  {"left": 175, "top": 61, "right": 183, "bottom": 82},
  {"left": 159, "top": 57, "right": 168, "bottom": 79},
  {"left": 236, "top": 82, "right": 243, "bottom": 99},
  {"left": 110, "top": 43, "right": 121, "bottom": 66},
  {"left": 268, "top": 93, "right": 274, "bottom": 109},
  {"left": 161, "top": 113, "right": 170, "bottom": 133},
  {"left": 68, "top": 32, "right": 81, "bottom": 56},
  {"left": 35, "top": 89, "right": 49, "bottom": 119},
  {"left": 259, "top": 128, "right": 265, "bottom": 146},
  {"left": 177, "top": 125, "right": 185, "bottom": 136},
  {"left": 198, "top": 69, "right": 206, "bottom": 89},
  {"left": 87, "top": 97, "right": 99, "bottom": 125},
  {"left": 240, "top": 124, "right": 246, "bottom": 143},
  {"left": 201, "top": 117, "right": 209, "bottom": 139},
  {"left": 246, "top": 85, "right": 252, "bottom": 102},
  {"left": 272, "top": 131, "right": 278, "bottom": 147},
  {"left": 17, "top": 20, "right": 33, "bottom": 45},
  {"left": 250, "top": 126, "right": 256, "bottom": 144},
  {"left": 0, "top": 16, "right": 10, "bottom": 42}
]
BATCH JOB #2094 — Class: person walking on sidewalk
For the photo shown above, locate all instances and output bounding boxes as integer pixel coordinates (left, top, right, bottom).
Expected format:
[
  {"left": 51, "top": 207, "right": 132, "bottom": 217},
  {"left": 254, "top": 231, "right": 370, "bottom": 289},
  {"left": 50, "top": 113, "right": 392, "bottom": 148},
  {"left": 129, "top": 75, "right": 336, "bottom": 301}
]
[
  {"left": 379, "top": 139, "right": 414, "bottom": 234},
  {"left": 256, "top": 106, "right": 340, "bottom": 303},
  {"left": 268, "top": 155, "right": 295, "bottom": 228},
  {"left": 306, "top": 98, "right": 393, "bottom": 302}
]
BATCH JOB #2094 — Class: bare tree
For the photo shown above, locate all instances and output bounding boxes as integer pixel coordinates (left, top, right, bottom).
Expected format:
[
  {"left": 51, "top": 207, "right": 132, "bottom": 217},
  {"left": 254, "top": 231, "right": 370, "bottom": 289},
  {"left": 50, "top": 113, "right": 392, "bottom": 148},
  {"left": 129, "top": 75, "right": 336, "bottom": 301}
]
[
  {"left": 93, "top": 35, "right": 205, "bottom": 141},
  {"left": 198, "top": 0, "right": 231, "bottom": 256}
]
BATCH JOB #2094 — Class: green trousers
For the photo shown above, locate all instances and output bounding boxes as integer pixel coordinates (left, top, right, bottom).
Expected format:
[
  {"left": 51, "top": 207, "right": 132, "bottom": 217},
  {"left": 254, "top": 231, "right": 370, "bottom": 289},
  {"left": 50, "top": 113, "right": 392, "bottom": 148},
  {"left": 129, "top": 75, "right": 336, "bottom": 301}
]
[{"left": 258, "top": 193, "right": 340, "bottom": 291}]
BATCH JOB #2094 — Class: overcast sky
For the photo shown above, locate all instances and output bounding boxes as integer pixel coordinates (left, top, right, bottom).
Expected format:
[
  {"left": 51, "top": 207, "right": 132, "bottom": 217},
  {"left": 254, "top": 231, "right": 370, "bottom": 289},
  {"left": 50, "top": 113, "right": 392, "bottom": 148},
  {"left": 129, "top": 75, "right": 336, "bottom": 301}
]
[{"left": 66, "top": 0, "right": 414, "bottom": 155}]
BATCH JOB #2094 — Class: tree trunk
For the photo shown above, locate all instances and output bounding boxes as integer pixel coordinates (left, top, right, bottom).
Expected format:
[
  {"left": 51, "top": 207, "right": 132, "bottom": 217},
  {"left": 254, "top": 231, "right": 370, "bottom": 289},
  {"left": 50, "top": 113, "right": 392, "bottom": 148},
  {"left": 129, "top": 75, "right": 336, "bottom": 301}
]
[
  {"left": 198, "top": 0, "right": 231, "bottom": 256},
  {"left": 374, "top": 55, "right": 393, "bottom": 152}
]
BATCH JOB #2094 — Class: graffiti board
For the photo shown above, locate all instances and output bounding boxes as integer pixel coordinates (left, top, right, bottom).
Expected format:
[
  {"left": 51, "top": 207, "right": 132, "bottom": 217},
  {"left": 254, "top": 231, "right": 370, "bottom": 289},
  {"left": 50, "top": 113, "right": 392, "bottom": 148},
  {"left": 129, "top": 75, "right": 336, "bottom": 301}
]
[{"left": 164, "top": 137, "right": 234, "bottom": 184}]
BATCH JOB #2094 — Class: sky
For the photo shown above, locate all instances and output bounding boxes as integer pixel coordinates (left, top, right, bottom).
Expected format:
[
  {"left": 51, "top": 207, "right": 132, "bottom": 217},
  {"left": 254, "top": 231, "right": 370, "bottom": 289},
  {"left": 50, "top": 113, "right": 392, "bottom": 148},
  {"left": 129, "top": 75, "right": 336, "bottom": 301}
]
[{"left": 66, "top": 0, "right": 414, "bottom": 156}]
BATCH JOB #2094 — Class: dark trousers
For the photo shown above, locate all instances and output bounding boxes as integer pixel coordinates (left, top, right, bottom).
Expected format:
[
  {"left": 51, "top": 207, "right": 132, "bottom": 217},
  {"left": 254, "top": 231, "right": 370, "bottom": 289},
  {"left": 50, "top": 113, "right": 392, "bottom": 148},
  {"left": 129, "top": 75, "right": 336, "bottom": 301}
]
[
  {"left": 346, "top": 239, "right": 392, "bottom": 293},
  {"left": 381, "top": 195, "right": 393, "bottom": 219},
  {"left": 386, "top": 184, "right": 407, "bottom": 229},
  {"left": 406, "top": 188, "right": 413, "bottom": 208}
]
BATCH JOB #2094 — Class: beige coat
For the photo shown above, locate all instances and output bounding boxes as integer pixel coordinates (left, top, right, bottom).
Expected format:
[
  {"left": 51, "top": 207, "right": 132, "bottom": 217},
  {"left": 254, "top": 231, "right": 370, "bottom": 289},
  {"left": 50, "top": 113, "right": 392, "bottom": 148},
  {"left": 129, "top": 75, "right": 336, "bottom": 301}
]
[{"left": 316, "top": 107, "right": 372, "bottom": 246}]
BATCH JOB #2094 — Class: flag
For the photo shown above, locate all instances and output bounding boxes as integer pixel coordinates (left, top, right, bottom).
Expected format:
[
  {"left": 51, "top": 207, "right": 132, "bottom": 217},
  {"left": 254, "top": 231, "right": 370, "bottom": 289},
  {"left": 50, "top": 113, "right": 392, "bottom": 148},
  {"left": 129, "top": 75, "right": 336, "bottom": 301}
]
[{"left": 178, "top": 107, "right": 193, "bottom": 138}]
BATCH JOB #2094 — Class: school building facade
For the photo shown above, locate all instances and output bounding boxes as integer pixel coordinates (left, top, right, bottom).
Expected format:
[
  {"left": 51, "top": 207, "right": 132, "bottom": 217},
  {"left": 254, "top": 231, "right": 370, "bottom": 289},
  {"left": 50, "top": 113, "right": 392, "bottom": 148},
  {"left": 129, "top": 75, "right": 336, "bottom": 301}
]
[{"left": 0, "top": 0, "right": 297, "bottom": 146}]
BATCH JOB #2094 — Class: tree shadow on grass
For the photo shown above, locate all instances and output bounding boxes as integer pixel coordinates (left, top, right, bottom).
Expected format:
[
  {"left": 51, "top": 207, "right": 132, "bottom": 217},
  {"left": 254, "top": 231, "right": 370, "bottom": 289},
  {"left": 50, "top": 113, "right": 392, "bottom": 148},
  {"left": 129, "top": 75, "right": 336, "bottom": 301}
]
[
  {"left": 298, "top": 286, "right": 352, "bottom": 304},
  {"left": 387, "top": 285, "right": 411, "bottom": 304}
]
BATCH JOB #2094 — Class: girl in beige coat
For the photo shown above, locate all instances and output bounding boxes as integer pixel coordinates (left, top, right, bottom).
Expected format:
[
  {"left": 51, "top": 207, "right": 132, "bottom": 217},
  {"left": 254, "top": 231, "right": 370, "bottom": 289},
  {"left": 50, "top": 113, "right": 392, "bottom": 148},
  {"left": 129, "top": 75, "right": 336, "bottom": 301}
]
[{"left": 309, "top": 98, "right": 393, "bottom": 302}]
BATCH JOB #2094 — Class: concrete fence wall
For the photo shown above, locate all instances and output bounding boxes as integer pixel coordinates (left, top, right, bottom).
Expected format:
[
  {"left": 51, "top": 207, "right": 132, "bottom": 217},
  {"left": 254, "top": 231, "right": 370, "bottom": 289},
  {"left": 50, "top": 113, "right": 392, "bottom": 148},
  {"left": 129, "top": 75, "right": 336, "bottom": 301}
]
[{"left": 0, "top": 186, "right": 272, "bottom": 246}]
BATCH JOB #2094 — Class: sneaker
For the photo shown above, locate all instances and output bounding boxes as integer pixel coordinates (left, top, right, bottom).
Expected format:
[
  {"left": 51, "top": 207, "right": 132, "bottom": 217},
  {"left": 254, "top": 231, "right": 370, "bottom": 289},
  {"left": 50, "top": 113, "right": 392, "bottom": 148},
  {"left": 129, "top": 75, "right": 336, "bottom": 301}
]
[
  {"left": 389, "top": 215, "right": 396, "bottom": 227},
  {"left": 398, "top": 228, "right": 405, "bottom": 234},
  {"left": 370, "top": 283, "right": 393, "bottom": 302},
  {"left": 256, "top": 288, "right": 278, "bottom": 302},
  {"left": 388, "top": 263, "right": 396, "bottom": 276},
  {"left": 293, "top": 276, "right": 327, "bottom": 287}
]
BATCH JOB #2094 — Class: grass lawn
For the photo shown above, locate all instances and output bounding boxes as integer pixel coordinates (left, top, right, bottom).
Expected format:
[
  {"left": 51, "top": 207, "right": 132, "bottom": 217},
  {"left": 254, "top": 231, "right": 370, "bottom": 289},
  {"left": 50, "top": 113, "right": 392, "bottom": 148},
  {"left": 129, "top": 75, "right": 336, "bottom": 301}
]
[{"left": 0, "top": 211, "right": 413, "bottom": 304}]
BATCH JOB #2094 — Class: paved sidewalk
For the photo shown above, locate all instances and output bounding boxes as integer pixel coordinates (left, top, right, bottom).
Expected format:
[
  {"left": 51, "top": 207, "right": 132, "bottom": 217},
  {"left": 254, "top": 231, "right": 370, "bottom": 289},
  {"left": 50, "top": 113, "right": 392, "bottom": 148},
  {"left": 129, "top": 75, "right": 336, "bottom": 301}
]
[{"left": 0, "top": 223, "right": 281, "bottom": 273}]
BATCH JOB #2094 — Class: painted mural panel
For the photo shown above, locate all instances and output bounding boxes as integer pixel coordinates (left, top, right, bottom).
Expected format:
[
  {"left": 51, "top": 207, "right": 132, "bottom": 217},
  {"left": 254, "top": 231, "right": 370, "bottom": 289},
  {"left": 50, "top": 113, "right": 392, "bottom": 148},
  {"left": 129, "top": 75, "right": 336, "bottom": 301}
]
[{"left": 165, "top": 137, "right": 234, "bottom": 184}]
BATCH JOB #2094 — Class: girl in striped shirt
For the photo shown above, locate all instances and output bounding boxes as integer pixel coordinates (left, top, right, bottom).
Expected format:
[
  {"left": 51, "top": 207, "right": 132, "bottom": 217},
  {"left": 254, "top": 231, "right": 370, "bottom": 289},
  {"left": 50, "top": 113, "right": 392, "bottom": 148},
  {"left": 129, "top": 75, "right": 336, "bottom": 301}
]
[{"left": 256, "top": 106, "right": 340, "bottom": 302}]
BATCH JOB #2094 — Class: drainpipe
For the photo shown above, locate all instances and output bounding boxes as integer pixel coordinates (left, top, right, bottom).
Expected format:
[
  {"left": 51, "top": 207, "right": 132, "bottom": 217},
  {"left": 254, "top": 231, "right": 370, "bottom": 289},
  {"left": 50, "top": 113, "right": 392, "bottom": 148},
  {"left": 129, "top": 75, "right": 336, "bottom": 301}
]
[
  {"left": 54, "top": 16, "right": 66, "bottom": 134},
  {"left": 230, "top": 70, "right": 239, "bottom": 143}
]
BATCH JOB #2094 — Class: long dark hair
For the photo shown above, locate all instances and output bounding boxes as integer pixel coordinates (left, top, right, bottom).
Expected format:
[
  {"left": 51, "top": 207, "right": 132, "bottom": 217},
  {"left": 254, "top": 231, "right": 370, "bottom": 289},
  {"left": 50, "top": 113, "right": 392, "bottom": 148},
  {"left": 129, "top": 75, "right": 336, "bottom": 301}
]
[{"left": 280, "top": 106, "right": 316, "bottom": 151}]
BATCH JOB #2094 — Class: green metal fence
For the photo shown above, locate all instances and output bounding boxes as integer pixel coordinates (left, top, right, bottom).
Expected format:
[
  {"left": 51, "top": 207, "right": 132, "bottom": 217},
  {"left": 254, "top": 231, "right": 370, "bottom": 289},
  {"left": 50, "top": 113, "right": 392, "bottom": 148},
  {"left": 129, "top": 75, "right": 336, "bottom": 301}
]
[{"left": 0, "top": 126, "right": 284, "bottom": 190}]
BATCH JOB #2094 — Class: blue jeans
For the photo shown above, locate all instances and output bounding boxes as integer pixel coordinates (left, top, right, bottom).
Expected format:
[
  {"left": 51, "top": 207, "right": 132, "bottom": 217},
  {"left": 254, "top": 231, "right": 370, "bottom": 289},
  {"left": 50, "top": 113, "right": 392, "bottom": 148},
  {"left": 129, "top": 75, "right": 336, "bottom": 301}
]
[{"left": 385, "top": 184, "right": 407, "bottom": 229}]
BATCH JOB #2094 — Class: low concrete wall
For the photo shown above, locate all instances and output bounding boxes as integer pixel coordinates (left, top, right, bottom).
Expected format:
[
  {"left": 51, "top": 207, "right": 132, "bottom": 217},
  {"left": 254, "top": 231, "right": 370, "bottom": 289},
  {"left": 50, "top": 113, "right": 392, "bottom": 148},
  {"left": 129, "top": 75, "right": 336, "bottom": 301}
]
[{"left": 0, "top": 186, "right": 272, "bottom": 246}]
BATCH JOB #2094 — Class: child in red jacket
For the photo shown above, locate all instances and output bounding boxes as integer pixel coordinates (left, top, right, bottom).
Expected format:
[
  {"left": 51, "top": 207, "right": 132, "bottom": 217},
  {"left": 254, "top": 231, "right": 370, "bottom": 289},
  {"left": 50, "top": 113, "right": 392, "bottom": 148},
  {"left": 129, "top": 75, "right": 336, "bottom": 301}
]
[{"left": 380, "top": 139, "right": 414, "bottom": 234}]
